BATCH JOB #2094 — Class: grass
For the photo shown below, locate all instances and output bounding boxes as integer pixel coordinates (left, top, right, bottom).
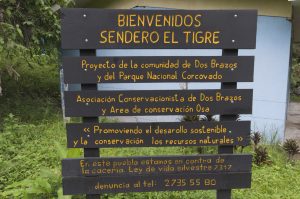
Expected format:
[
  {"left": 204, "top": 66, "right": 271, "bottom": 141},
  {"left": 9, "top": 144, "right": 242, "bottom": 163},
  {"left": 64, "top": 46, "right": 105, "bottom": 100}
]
[{"left": 0, "top": 115, "right": 65, "bottom": 190}]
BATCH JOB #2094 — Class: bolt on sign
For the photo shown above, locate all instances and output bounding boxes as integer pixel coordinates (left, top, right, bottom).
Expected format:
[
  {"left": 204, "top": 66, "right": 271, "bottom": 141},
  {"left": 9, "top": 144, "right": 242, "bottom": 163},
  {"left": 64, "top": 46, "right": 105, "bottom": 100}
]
[{"left": 61, "top": 8, "right": 257, "bottom": 198}]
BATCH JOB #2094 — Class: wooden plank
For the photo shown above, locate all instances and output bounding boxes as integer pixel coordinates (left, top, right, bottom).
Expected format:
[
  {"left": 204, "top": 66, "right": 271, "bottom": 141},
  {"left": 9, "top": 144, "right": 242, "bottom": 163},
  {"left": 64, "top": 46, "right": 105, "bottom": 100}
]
[
  {"left": 64, "top": 89, "right": 253, "bottom": 117},
  {"left": 62, "top": 154, "right": 252, "bottom": 177},
  {"left": 61, "top": 9, "right": 257, "bottom": 49},
  {"left": 63, "top": 56, "right": 254, "bottom": 83},
  {"left": 66, "top": 121, "right": 251, "bottom": 148},
  {"left": 62, "top": 172, "right": 251, "bottom": 195}
]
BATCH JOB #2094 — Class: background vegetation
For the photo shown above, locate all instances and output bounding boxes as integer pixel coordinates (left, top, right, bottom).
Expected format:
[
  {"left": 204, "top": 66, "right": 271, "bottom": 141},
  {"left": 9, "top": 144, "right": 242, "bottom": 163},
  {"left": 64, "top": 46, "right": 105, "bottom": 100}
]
[
  {"left": 0, "top": 0, "right": 300, "bottom": 198},
  {"left": 291, "top": 51, "right": 300, "bottom": 102}
]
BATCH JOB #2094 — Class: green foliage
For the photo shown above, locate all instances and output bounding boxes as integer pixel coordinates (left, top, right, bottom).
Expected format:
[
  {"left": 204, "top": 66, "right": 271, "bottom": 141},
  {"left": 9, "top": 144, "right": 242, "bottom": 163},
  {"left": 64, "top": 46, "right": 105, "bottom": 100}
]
[
  {"left": 250, "top": 131, "right": 278, "bottom": 166},
  {"left": 291, "top": 44, "right": 300, "bottom": 100},
  {"left": 79, "top": 0, "right": 118, "bottom": 8},
  {"left": 2, "top": 172, "right": 53, "bottom": 198},
  {"left": 0, "top": 113, "right": 79, "bottom": 198},
  {"left": 1, "top": 0, "right": 74, "bottom": 47},
  {"left": 0, "top": 0, "right": 74, "bottom": 95},
  {"left": 0, "top": 59, "right": 61, "bottom": 123},
  {"left": 291, "top": 94, "right": 300, "bottom": 102},
  {"left": 291, "top": 58, "right": 300, "bottom": 94},
  {"left": 234, "top": 163, "right": 300, "bottom": 199},
  {"left": 0, "top": 21, "right": 25, "bottom": 93},
  {"left": 0, "top": 114, "right": 64, "bottom": 197}
]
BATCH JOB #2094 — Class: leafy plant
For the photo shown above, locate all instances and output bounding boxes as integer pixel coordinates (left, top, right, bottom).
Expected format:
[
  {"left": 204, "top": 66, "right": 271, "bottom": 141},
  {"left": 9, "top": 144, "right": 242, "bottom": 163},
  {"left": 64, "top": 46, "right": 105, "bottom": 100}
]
[
  {"left": 1, "top": 172, "right": 53, "bottom": 198},
  {"left": 253, "top": 146, "right": 271, "bottom": 166},
  {"left": 0, "top": 0, "right": 74, "bottom": 95},
  {"left": 283, "top": 139, "right": 299, "bottom": 160},
  {"left": 0, "top": 140, "right": 77, "bottom": 198},
  {"left": 251, "top": 131, "right": 262, "bottom": 149}
]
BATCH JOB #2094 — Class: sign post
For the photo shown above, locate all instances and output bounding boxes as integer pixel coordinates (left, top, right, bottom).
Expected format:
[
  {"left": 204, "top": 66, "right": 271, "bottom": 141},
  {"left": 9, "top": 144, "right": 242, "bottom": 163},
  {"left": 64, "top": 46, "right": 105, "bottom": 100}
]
[
  {"left": 80, "top": 49, "right": 100, "bottom": 199},
  {"left": 60, "top": 9, "right": 257, "bottom": 198},
  {"left": 217, "top": 49, "right": 239, "bottom": 199}
]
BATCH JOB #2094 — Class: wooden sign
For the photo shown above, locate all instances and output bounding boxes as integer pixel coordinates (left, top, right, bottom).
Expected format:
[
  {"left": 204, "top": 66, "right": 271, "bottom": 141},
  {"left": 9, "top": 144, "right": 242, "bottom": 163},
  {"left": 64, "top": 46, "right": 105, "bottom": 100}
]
[
  {"left": 62, "top": 154, "right": 252, "bottom": 194},
  {"left": 60, "top": 8, "right": 257, "bottom": 198},
  {"left": 64, "top": 89, "right": 253, "bottom": 117},
  {"left": 61, "top": 9, "right": 257, "bottom": 49},
  {"left": 62, "top": 154, "right": 252, "bottom": 177},
  {"left": 66, "top": 121, "right": 250, "bottom": 148},
  {"left": 62, "top": 172, "right": 251, "bottom": 194},
  {"left": 63, "top": 56, "right": 254, "bottom": 83}
]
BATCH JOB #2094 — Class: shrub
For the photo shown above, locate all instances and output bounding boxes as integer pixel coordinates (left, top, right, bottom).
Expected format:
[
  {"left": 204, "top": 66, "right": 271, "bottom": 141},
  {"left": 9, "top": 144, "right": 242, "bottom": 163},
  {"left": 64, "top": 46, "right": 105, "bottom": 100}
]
[
  {"left": 0, "top": 0, "right": 74, "bottom": 95},
  {"left": 283, "top": 139, "right": 299, "bottom": 160},
  {"left": 251, "top": 131, "right": 262, "bottom": 148},
  {"left": 253, "top": 146, "right": 271, "bottom": 166}
]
